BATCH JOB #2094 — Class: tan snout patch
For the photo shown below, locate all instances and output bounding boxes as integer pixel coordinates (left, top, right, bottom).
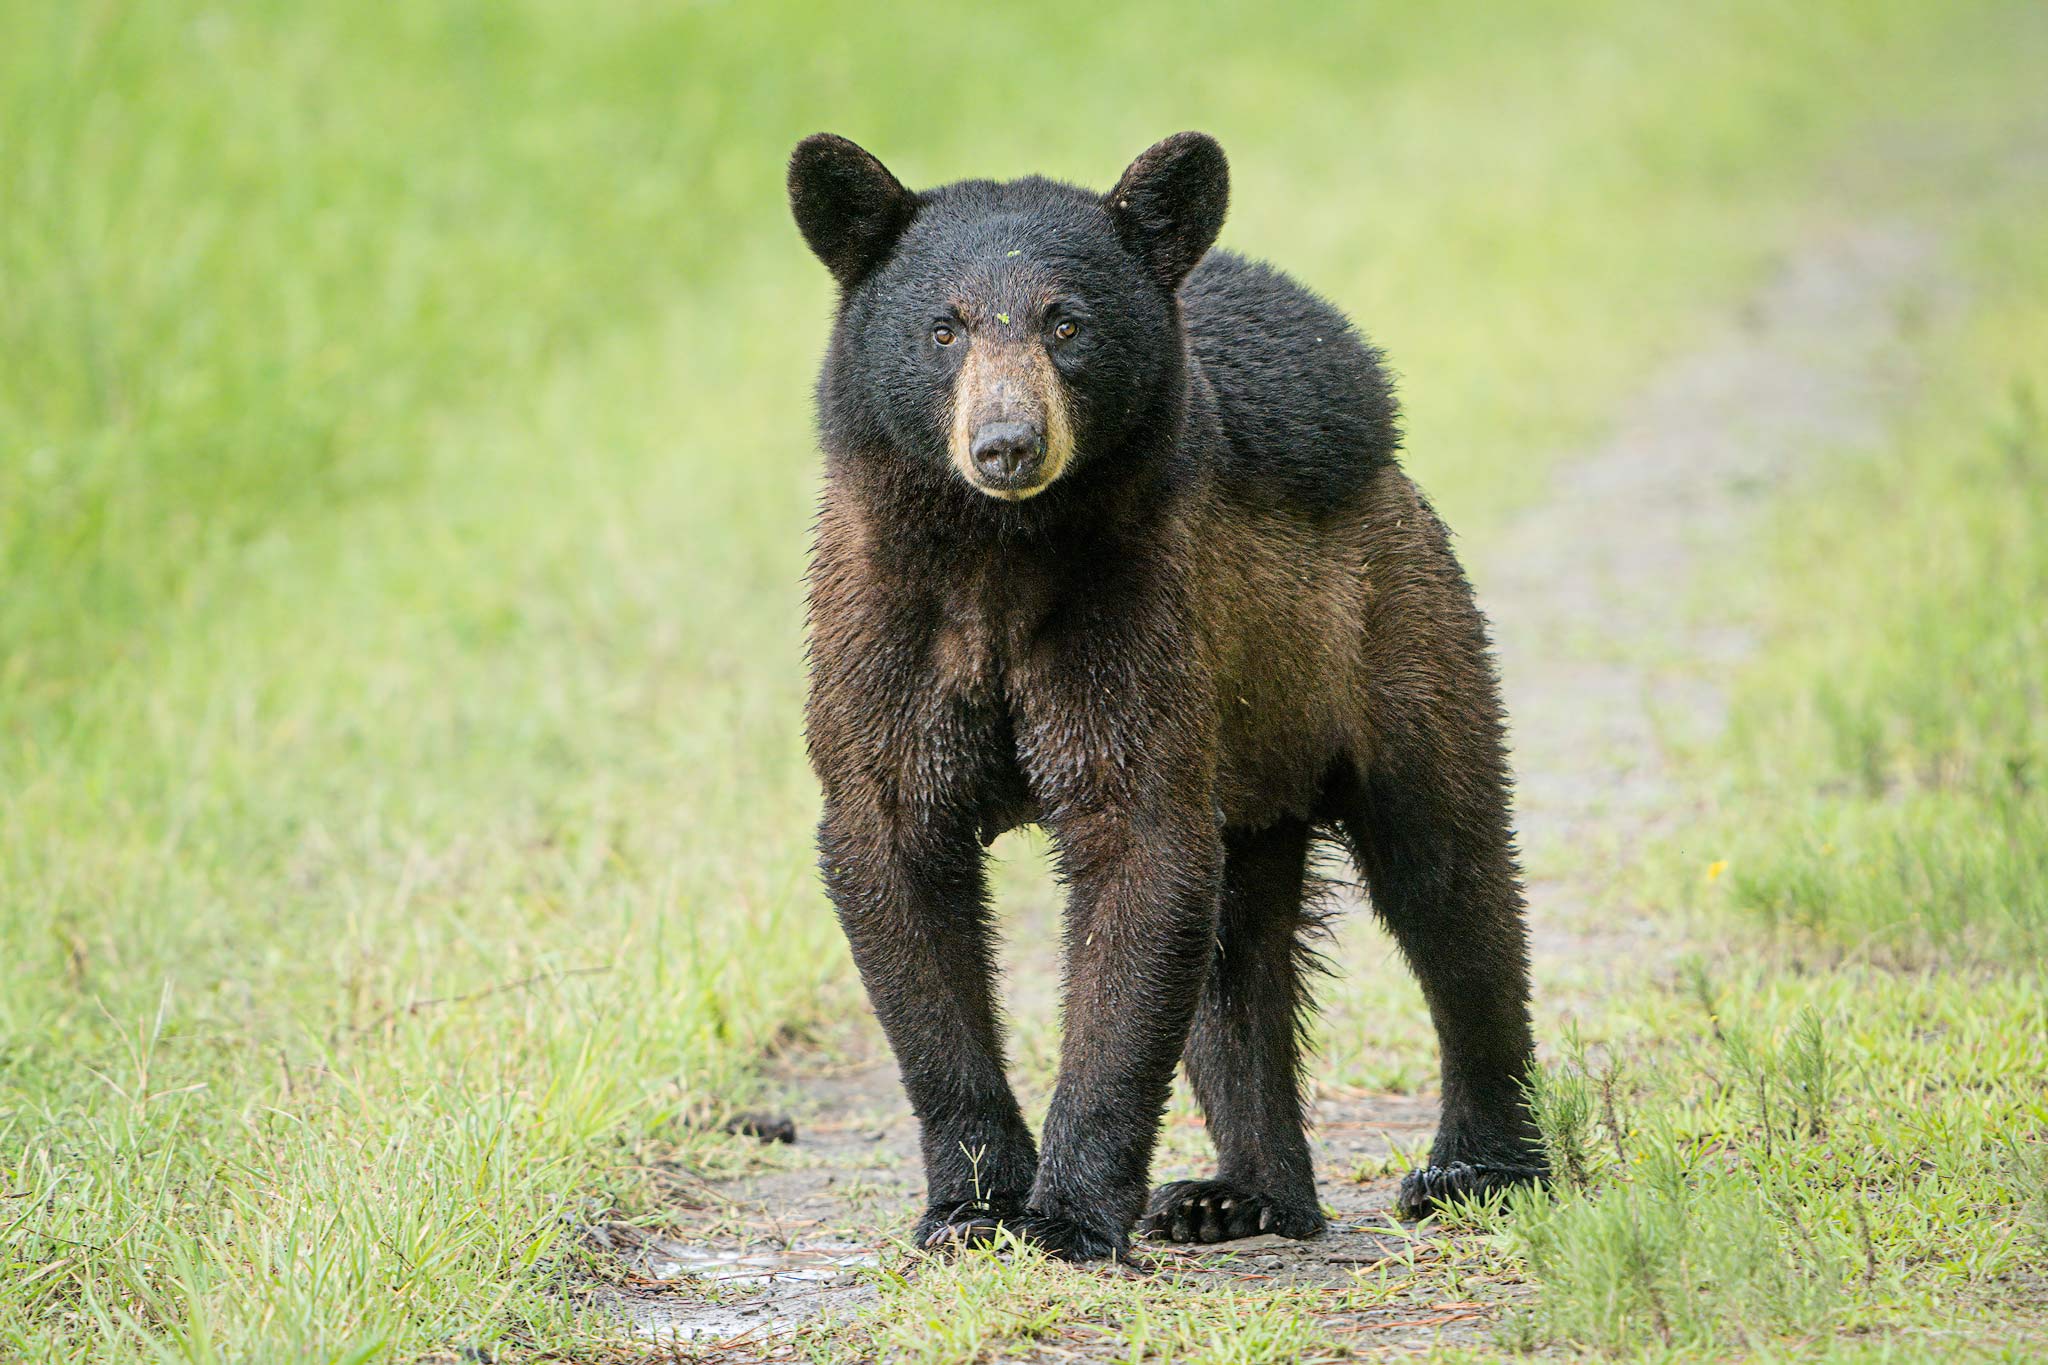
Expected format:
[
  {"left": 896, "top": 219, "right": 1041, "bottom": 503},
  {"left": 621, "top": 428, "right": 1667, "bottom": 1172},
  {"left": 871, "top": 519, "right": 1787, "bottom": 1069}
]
[{"left": 947, "top": 340, "right": 1075, "bottom": 501}]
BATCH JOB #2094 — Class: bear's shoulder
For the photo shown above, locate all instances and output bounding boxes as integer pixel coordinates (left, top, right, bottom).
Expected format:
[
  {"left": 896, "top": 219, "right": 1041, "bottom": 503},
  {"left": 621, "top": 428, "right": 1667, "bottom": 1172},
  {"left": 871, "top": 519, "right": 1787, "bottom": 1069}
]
[{"left": 1182, "top": 252, "right": 1401, "bottom": 513}]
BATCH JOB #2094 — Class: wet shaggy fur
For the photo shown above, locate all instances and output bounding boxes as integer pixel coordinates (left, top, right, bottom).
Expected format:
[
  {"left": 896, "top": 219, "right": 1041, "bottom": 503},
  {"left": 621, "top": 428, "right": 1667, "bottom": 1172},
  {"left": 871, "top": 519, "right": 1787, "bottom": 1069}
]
[{"left": 790, "top": 131, "right": 1546, "bottom": 1262}]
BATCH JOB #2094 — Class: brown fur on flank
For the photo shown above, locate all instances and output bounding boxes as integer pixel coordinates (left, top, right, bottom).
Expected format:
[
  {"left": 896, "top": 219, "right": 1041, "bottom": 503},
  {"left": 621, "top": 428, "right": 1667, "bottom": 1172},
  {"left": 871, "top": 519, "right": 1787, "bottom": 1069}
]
[{"left": 790, "top": 130, "right": 1545, "bottom": 1262}]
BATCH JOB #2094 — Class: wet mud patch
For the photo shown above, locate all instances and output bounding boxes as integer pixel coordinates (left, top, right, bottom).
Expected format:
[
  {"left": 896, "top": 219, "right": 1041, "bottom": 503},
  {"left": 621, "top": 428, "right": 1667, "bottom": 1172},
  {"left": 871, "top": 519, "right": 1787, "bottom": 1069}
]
[
  {"left": 590, "top": 1230, "right": 877, "bottom": 1348},
  {"left": 579, "top": 1048, "right": 922, "bottom": 1352}
]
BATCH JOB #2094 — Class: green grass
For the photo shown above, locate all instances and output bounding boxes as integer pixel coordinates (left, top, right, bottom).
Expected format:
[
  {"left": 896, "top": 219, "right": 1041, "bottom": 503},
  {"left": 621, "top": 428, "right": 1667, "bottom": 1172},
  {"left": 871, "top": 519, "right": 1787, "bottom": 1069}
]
[
  {"left": 4, "top": 1, "right": 2048, "bottom": 1361},
  {"left": 834, "top": 1243, "right": 1359, "bottom": 1365},
  {"left": 1492, "top": 965, "right": 2048, "bottom": 1359},
  {"left": 1705, "top": 234, "right": 2048, "bottom": 961}
]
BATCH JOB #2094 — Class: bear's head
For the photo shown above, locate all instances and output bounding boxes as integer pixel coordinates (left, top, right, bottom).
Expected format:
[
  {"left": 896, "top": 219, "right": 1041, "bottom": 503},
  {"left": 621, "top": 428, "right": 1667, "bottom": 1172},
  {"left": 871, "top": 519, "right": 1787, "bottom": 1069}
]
[{"left": 789, "top": 133, "right": 1228, "bottom": 505}]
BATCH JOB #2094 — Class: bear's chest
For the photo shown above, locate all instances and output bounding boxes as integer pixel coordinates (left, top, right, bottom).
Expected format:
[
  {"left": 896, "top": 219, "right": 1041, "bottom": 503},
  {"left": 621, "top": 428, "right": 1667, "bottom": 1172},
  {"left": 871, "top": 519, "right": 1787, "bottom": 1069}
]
[
  {"left": 923, "top": 574, "right": 1057, "bottom": 840},
  {"left": 925, "top": 557, "right": 1053, "bottom": 700}
]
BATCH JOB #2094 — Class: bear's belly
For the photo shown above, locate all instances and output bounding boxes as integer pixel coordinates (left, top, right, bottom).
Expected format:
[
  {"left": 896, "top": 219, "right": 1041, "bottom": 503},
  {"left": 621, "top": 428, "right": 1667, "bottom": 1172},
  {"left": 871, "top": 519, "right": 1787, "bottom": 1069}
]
[
  {"left": 1212, "top": 740, "right": 1340, "bottom": 829},
  {"left": 976, "top": 792, "right": 1043, "bottom": 846}
]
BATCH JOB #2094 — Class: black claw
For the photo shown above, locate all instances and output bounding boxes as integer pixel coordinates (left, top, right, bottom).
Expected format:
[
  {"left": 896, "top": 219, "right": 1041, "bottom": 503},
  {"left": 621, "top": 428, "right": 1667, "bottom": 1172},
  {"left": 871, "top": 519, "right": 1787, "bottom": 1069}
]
[
  {"left": 1140, "top": 1178, "right": 1325, "bottom": 1244},
  {"left": 1394, "top": 1162, "right": 1548, "bottom": 1220},
  {"left": 915, "top": 1207, "right": 1125, "bottom": 1262},
  {"left": 913, "top": 1195, "right": 1026, "bottom": 1249}
]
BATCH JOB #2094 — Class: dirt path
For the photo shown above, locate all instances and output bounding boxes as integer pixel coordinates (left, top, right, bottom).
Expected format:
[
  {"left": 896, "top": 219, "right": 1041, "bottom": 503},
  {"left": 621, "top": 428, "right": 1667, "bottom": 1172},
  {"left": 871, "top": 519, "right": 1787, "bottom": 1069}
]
[{"left": 590, "top": 218, "right": 1945, "bottom": 1358}]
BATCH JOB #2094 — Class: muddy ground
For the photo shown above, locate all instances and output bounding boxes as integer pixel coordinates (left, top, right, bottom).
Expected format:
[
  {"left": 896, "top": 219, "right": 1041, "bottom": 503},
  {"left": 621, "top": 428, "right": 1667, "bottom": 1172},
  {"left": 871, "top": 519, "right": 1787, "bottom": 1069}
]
[{"left": 583, "top": 215, "right": 1946, "bottom": 1360}]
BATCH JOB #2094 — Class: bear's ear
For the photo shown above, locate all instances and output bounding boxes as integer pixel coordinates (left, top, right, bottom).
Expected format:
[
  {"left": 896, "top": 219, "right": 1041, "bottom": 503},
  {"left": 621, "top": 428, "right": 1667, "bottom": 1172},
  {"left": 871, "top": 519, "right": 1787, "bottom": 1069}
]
[
  {"left": 1103, "top": 132, "right": 1229, "bottom": 293},
  {"left": 788, "top": 133, "right": 917, "bottom": 290}
]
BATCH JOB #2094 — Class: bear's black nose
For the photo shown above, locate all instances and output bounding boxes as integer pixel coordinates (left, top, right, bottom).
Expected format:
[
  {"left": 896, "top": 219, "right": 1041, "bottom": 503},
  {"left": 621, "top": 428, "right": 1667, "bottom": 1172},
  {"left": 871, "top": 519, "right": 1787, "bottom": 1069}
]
[{"left": 970, "top": 421, "right": 1045, "bottom": 485}]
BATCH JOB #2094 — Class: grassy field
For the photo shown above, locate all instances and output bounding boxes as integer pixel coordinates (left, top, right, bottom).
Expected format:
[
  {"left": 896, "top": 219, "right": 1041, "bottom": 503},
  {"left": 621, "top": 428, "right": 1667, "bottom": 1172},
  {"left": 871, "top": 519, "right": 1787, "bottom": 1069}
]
[
  {"left": 3, "top": 1, "right": 2046, "bottom": 1361},
  {"left": 1479, "top": 172, "right": 2048, "bottom": 1359}
]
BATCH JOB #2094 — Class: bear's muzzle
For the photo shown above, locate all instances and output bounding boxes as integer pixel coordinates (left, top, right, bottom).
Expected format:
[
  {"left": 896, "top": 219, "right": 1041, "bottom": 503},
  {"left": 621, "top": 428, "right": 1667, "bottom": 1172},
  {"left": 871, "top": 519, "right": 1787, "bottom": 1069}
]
[{"left": 948, "top": 340, "right": 1074, "bottom": 501}]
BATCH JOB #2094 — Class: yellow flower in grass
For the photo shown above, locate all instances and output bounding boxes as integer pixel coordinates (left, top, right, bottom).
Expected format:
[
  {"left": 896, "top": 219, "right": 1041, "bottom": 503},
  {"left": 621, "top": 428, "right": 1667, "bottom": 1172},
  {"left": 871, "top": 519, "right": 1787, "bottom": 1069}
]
[{"left": 1705, "top": 859, "right": 1729, "bottom": 883}]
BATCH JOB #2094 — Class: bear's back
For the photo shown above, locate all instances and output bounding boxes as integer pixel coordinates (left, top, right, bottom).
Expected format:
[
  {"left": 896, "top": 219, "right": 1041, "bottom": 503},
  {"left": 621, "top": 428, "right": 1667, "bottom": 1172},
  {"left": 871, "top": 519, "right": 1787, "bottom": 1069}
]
[{"left": 1181, "top": 252, "right": 1400, "bottom": 512}]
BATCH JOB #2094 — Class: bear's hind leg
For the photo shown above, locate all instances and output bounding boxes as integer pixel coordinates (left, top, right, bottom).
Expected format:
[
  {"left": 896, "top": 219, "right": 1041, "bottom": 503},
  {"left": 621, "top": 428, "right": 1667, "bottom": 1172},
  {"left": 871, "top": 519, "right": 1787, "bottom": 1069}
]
[
  {"left": 1142, "top": 819, "right": 1327, "bottom": 1244},
  {"left": 1336, "top": 732, "right": 1547, "bottom": 1218}
]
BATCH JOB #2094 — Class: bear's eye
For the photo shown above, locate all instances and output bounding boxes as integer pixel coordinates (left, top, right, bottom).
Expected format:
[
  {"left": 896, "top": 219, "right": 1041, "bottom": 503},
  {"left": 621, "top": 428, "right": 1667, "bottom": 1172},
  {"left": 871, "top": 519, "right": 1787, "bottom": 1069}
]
[
  {"left": 932, "top": 323, "right": 958, "bottom": 346},
  {"left": 1053, "top": 320, "right": 1079, "bottom": 342}
]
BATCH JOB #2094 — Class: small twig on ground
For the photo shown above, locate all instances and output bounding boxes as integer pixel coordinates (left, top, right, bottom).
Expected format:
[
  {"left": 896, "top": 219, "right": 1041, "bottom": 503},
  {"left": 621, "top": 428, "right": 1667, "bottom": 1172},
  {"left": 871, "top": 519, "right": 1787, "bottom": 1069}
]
[
  {"left": 1854, "top": 1198, "right": 1879, "bottom": 1286},
  {"left": 355, "top": 965, "right": 613, "bottom": 1034},
  {"left": 1338, "top": 1311, "right": 1483, "bottom": 1332}
]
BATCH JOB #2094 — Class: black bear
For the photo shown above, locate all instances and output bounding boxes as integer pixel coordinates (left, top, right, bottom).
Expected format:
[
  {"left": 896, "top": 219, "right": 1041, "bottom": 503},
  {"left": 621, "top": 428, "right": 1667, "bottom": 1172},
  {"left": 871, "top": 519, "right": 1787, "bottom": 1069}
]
[{"left": 790, "top": 130, "right": 1545, "bottom": 1262}]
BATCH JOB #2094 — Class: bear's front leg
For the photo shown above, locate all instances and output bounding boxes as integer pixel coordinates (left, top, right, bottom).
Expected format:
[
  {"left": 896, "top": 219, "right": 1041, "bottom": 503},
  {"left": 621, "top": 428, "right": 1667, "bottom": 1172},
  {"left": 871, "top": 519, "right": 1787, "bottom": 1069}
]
[
  {"left": 941, "top": 806, "right": 1223, "bottom": 1261},
  {"left": 817, "top": 804, "right": 1040, "bottom": 1244},
  {"left": 1042, "top": 809, "right": 1224, "bottom": 1258}
]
